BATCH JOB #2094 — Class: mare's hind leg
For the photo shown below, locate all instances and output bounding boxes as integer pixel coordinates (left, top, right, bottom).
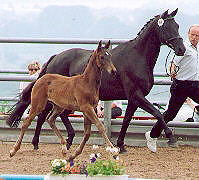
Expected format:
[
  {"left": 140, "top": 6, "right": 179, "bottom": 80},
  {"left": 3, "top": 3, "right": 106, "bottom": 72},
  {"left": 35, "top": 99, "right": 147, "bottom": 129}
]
[
  {"left": 59, "top": 110, "right": 75, "bottom": 150},
  {"left": 46, "top": 105, "right": 67, "bottom": 155},
  {"left": 32, "top": 102, "right": 53, "bottom": 150},
  {"left": 68, "top": 116, "right": 91, "bottom": 162}
]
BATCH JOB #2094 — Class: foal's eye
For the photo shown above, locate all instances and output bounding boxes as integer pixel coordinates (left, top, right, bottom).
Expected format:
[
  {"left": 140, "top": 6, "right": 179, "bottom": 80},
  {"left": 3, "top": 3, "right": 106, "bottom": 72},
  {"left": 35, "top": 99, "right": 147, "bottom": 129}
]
[{"left": 101, "top": 56, "right": 104, "bottom": 60}]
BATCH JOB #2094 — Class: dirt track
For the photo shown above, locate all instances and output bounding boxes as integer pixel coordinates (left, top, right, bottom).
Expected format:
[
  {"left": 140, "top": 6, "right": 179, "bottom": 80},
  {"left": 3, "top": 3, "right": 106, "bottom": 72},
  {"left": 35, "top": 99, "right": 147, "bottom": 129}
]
[{"left": 0, "top": 143, "right": 199, "bottom": 179}]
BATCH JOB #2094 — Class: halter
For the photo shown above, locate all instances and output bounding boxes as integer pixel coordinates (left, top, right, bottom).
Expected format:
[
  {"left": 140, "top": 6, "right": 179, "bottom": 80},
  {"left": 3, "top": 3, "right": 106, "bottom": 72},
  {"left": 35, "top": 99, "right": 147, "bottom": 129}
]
[{"left": 158, "top": 17, "right": 183, "bottom": 49}]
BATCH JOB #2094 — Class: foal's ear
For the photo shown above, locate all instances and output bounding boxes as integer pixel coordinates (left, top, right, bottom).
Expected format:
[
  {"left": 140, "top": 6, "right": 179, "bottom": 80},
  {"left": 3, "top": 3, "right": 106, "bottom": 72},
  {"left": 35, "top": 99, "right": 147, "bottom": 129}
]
[
  {"left": 97, "top": 40, "right": 102, "bottom": 52},
  {"left": 169, "top": 8, "right": 178, "bottom": 17},
  {"left": 161, "top": 9, "right": 169, "bottom": 19},
  {"left": 105, "top": 40, "right": 110, "bottom": 49}
]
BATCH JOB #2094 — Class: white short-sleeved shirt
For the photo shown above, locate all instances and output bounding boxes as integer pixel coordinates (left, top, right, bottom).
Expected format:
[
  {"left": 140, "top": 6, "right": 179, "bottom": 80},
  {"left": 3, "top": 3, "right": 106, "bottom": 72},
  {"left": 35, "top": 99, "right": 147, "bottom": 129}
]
[
  {"left": 173, "top": 39, "right": 199, "bottom": 81},
  {"left": 19, "top": 72, "right": 39, "bottom": 93},
  {"left": 19, "top": 72, "right": 39, "bottom": 117}
]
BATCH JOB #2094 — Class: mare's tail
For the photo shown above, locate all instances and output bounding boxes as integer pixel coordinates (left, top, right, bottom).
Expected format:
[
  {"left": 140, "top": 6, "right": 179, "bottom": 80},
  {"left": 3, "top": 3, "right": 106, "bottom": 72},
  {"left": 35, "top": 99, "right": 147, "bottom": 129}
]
[{"left": 6, "top": 54, "right": 56, "bottom": 128}]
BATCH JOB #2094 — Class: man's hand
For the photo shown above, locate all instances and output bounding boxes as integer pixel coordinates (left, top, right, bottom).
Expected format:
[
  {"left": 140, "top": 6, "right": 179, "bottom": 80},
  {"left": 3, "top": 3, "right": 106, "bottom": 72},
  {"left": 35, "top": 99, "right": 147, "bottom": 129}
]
[{"left": 170, "top": 62, "right": 177, "bottom": 79}]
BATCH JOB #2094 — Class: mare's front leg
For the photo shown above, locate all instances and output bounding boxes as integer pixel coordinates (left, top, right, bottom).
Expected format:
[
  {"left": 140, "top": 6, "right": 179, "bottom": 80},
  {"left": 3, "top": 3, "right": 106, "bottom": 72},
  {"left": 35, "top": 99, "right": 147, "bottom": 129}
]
[
  {"left": 135, "top": 91, "right": 175, "bottom": 144},
  {"left": 10, "top": 110, "right": 38, "bottom": 157},
  {"left": 68, "top": 116, "right": 91, "bottom": 162},
  {"left": 117, "top": 101, "right": 138, "bottom": 153},
  {"left": 46, "top": 105, "right": 67, "bottom": 155}
]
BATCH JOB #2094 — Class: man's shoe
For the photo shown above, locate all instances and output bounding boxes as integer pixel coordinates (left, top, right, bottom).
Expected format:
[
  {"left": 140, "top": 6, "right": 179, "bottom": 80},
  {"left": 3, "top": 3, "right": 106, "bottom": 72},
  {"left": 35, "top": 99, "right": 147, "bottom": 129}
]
[{"left": 145, "top": 131, "right": 157, "bottom": 153}]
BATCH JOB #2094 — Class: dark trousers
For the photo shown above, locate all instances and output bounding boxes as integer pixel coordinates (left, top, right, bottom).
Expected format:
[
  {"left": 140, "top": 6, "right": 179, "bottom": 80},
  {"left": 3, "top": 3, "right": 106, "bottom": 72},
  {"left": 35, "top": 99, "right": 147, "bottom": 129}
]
[{"left": 150, "top": 79, "right": 199, "bottom": 138}]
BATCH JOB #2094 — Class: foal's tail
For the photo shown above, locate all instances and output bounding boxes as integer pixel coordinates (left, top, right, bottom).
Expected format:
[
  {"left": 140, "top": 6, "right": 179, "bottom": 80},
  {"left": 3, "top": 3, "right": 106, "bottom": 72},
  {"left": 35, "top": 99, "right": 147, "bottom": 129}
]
[{"left": 6, "top": 54, "right": 56, "bottom": 128}]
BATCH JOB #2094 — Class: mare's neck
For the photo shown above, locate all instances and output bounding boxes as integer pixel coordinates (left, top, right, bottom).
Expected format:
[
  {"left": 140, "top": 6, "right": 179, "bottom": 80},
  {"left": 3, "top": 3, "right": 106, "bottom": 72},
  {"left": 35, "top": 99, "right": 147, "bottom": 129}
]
[{"left": 135, "top": 28, "right": 161, "bottom": 70}]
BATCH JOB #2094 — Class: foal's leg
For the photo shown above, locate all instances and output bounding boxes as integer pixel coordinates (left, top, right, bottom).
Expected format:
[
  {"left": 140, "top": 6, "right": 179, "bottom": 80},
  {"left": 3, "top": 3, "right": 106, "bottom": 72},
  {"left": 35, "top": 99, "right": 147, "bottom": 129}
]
[
  {"left": 46, "top": 105, "right": 67, "bottom": 155},
  {"left": 10, "top": 88, "right": 48, "bottom": 157},
  {"left": 83, "top": 107, "right": 116, "bottom": 150},
  {"left": 10, "top": 110, "right": 39, "bottom": 157},
  {"left": 68, "top": 116, "right": 91, "bottom": 162}
]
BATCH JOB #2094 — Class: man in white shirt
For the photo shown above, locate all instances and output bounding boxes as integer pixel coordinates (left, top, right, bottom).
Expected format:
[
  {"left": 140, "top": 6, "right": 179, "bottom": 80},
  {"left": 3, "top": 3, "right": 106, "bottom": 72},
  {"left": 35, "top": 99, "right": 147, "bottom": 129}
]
[{"left": 145, "top": 24, "right": 199, "bottom": 152}]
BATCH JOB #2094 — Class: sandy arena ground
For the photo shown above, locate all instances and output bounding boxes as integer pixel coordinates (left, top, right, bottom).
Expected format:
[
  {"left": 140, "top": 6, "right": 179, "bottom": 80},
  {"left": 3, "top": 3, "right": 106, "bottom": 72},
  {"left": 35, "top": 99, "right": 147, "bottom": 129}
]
[{"left": 0, "top": 143, "right": 199, "bottom": 179}]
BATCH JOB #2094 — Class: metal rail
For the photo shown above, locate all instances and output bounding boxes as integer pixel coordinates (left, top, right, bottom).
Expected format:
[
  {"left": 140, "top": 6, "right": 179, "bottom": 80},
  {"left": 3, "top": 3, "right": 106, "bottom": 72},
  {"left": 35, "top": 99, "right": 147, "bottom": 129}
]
[{"left": 0, "top": 37, "right": 128, "bottom": 44}]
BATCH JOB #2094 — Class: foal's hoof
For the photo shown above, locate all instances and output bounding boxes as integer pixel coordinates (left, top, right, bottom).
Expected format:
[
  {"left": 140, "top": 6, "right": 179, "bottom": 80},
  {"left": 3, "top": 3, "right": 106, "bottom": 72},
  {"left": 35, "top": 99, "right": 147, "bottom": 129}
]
[
  {"left": 167, "top": 137, "right": 178, "bottom": 148},
  {"left": 119, "top": 145, "right": 127, "bottom": 154},
  {"left": 67, "top": 155, "right": 74, "bottom": 162},
  {"left": 10, "top": 149, "right": 16, "bottom": 157}
]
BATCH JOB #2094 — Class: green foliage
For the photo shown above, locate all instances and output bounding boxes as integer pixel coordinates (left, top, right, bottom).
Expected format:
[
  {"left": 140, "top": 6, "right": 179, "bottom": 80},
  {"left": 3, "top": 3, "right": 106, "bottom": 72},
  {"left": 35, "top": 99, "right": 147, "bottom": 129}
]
[
  {"left": 0, "top": 101, "right": 10, "bottom": 113},
  {"left": 86, "top": 159, "right": 125, "bottom": 177}
]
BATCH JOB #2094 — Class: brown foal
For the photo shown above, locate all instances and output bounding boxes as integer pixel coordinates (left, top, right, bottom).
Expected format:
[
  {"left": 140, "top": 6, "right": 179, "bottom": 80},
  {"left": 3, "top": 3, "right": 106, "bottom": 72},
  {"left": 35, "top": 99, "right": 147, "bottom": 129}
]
[{"left": 10, "top": 41, "right": 118, "bottom": 160}]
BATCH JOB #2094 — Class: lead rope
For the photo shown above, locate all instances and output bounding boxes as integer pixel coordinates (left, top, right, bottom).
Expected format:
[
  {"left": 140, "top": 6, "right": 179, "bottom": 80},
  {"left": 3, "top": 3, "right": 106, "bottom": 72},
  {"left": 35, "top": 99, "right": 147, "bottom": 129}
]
[{"left": 165, "top": 49, "right": 179, "bottom": 79}]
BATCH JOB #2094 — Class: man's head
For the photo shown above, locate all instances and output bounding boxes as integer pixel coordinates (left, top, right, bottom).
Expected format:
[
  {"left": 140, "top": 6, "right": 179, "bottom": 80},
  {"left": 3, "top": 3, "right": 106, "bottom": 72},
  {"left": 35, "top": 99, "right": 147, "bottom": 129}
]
[{"left": 188, "top": 25, "right": 199, "bottom": 48}]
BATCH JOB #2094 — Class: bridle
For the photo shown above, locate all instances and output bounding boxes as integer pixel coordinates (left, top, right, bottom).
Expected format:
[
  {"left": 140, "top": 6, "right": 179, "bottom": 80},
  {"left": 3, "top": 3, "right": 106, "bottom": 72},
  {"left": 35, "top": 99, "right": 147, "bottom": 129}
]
[
  {"left": 158, "top": 17, "right": 181, "bottom": 76},
  {"left": 158, "top": 17, "right": 183, "bottom": 49}
]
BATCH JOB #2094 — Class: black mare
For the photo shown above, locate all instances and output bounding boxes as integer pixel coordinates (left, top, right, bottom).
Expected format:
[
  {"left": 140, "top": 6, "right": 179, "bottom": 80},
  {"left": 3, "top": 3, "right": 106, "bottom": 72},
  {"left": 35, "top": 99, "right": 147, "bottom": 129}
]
[{"left": 7, "top": 9, "right": 185, "bottom": 153}]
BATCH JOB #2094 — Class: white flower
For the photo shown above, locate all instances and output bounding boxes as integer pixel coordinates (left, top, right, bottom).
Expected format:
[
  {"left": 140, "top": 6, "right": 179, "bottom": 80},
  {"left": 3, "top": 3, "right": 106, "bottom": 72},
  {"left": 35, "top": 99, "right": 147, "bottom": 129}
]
[
  {"left": 106, "top": 146, "right": 112, "bottom": 152},
  {"left": 55, "top": 162, "right": 60, "bottom": 167},
  {"left": 97, "top": 153, "right": 100, "bottom": 158},
  {"left": 62, "top": 160, "right": 67, "bottom": 164},
  {"left": 116, "top": 156, "right": 120, "bottom": 161},
  {"left": 112, "top": 147, "right": 119, "bottom": 153},
  {"left": 51, "top": 161, "right": 61, "bottom": 167},
  {"left": 90, "top": 153, "right": 95, "bottom": 159},
  {"left": 93, "top": 145, "right": 99, "bottom": 149},
  {"left": 158, "top": 18, "right": 164, "bottom": 27}
]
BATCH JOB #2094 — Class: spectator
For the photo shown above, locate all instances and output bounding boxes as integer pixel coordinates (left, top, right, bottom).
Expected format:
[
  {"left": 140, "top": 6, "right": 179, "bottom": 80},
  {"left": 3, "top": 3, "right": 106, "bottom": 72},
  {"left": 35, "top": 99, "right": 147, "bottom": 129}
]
[
  {"left": 20, "top": 61, "right": 40, "bottom": 117},
  {"left": 19, "top": 61, "right": 40, "bottom": 93},
  {"left": 96, "top": 100, "right": 122, "bottom": 119}
]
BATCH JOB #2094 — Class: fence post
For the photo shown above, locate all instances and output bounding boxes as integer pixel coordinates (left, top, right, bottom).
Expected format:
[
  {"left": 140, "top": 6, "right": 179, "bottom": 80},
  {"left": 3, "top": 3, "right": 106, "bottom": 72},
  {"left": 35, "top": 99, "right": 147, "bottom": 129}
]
[{"left": 103, "top": 100, "right": 112, "bottom": 139}]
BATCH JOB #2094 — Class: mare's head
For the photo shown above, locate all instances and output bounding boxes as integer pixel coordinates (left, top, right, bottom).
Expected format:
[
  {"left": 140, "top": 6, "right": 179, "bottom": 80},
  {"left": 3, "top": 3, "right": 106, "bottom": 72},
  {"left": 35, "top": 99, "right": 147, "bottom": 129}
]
[
  {"left": 155, "top": 8, "right": 185, "bottom": 56},
  {"left": 95, "top": 40, "right": 117, "bottom": 75}
]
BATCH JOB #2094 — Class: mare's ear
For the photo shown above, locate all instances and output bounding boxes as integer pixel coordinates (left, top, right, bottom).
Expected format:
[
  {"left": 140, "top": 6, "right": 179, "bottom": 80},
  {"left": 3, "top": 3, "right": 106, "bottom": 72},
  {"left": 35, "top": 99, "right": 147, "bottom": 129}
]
[
  {"left": 161, "top": 9, "right": 169, "bottom": 19},
  {"left": 170, "top": 8, "right": 178, "bottom": 17},
  {"left": 105, "top": 40, "right": 110, "bottom": 49},
  {"left": 97, "top": 40, "right": 102, "bottom": 52}
]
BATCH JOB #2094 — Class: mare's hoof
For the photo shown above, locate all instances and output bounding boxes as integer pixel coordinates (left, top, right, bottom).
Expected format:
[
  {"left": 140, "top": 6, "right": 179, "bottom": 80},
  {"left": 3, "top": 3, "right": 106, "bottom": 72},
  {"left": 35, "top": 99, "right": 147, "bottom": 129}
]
[
  {"left": 33, "top": 144, "right": 39, "bottom": 150},
  {"left": 66, "top": 135, "right": 74, "bottom": 150},
  {"left": 66, "top": 142, "right": 71, "bottom": 150},
  {"left": 32, "top": 140, "right": 39, "bottom": 150},
  {"left": 167, "top": 137, "right": 178, "bottom": 148},
  {"left": 119, "top": 145, "right": 127, "bottom": 154}
]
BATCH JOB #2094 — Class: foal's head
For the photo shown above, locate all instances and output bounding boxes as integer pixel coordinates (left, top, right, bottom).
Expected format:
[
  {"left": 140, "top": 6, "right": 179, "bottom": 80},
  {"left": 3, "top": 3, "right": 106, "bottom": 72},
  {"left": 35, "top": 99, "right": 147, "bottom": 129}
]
[{"left": 95, "top": 40, "right": 117, "bottom": 75}]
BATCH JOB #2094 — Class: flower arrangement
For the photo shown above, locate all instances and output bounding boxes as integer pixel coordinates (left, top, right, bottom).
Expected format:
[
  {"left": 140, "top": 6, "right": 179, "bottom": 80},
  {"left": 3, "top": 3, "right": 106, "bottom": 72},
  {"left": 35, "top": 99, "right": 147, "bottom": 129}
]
[{"left": 50, "top": 145, "right": 126, "bottom": 177}]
